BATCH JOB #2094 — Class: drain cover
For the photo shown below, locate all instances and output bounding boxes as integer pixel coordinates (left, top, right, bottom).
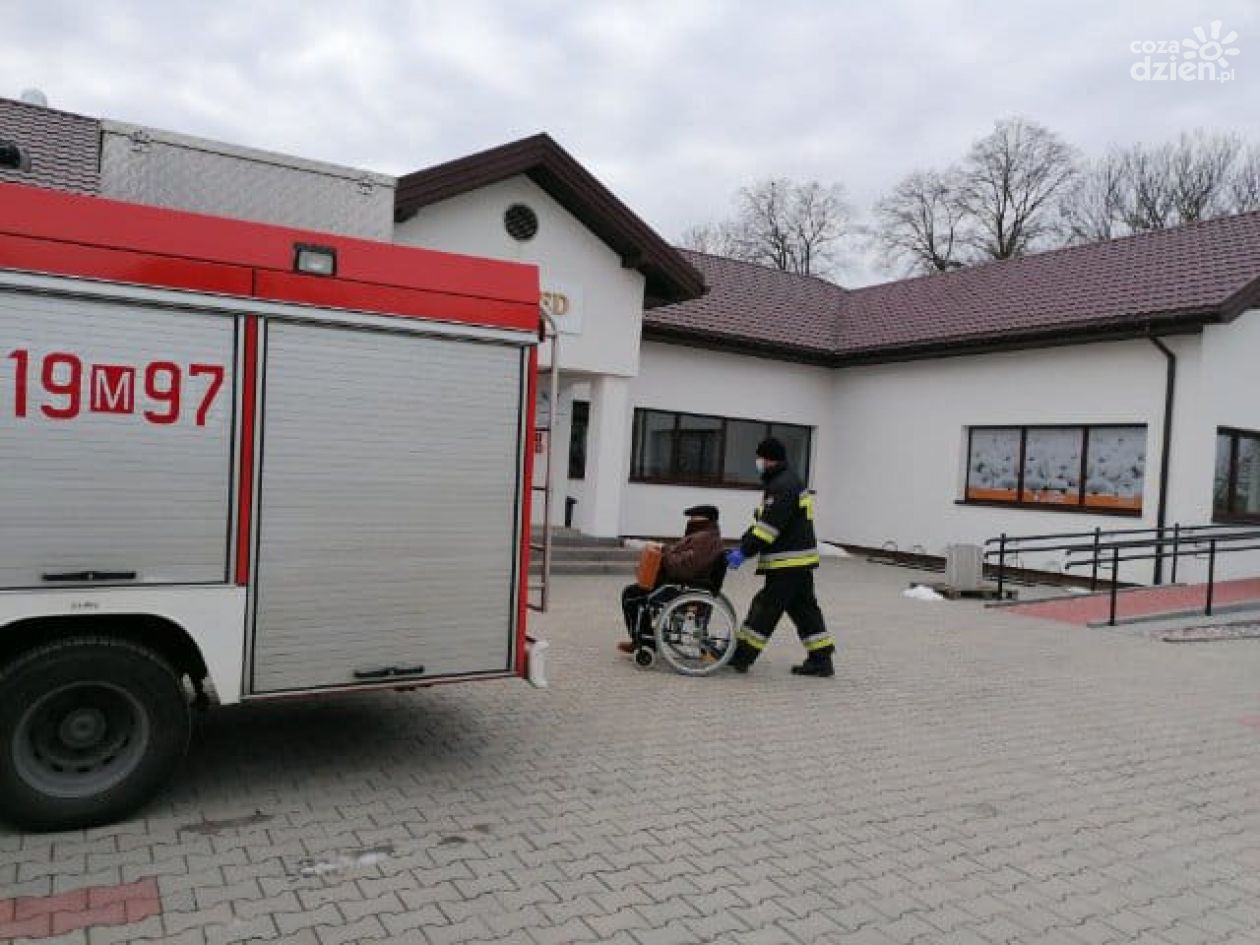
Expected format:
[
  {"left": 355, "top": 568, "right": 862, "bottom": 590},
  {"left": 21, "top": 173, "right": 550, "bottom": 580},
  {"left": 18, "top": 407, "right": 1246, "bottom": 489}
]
[{"left": 1162, "top": 622, "right": 1260, "bottom": 643}]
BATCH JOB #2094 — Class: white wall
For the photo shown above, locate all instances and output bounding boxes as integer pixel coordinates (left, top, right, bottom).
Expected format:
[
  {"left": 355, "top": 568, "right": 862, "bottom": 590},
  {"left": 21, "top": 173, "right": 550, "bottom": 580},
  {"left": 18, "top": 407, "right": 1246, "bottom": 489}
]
[
  {"left": 826, "top": 340, "right": 1172, "bottom": 581},
  {"left": 624, "top": 341, "right": 834, "bottom": 539},
  {"left": 1167, "top": 309, "right": 1260, "bottom": 581},
  {"left": 394, "top": 175, "right": 646, "bottom": 378}
]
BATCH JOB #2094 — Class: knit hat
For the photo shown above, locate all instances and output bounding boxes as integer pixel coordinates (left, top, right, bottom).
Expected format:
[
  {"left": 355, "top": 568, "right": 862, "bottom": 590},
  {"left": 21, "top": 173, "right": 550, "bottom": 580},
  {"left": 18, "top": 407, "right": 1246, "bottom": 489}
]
[
  {"left": 755, "top": 437, "right": 787, "bottom": 463},
  {"left": 683, "top": 504, "right": 720, "bottom": 522}
]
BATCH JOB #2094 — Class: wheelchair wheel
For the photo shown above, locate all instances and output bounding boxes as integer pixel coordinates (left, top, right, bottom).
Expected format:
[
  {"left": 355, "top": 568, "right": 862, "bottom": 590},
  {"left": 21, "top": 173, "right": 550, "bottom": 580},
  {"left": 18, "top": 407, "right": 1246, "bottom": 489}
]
[
  {"left": 633, "top": 646, "right": 656, "bottom": 669},
  {"left": 653, "top": 591, "right": 738, "bottom": 676}
]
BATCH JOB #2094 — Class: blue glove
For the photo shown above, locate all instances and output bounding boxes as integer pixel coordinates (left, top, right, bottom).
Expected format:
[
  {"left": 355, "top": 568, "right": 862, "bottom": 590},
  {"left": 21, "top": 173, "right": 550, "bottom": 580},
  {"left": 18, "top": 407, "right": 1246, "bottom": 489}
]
[{"left": 725, "top": 548, "right": 746, "bottom": 570}]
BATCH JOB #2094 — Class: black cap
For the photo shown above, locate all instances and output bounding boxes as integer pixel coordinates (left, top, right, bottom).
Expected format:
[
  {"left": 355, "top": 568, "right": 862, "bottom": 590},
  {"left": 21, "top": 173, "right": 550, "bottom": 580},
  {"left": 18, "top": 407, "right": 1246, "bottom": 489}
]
[
  {"left": 684, "top": 504, "right": 719, "bottom": 522},
  {"left": 756, "top": 437, "right": 787, "bottom": 463}
]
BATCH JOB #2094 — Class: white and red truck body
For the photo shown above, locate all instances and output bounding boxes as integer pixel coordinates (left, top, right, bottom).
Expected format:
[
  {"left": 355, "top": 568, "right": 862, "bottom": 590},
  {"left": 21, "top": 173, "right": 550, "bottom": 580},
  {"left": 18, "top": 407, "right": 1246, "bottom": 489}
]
[{"left": 0, "top": 181, "right": 542, "bottom": 706}]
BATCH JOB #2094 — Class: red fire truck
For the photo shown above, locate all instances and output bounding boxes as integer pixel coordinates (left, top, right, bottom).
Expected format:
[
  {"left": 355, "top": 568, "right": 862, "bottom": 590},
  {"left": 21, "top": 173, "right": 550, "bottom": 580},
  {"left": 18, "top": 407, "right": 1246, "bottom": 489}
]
[{"left": 0, "top": 182, "right": 544, "bottom": 830}]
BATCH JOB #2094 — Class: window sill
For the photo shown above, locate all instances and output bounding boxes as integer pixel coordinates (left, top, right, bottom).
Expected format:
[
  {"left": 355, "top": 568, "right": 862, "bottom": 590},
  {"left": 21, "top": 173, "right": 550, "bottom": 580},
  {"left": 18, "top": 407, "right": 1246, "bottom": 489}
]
[
  {"left": 955, "top": 498, "right": 1142, "bottom": 518},
  {"left": 1212, "top": 513, "right": 1260, "bottom": 525},
  {"left": 630, "top": 477, "right": 765, "bottom": 492}
]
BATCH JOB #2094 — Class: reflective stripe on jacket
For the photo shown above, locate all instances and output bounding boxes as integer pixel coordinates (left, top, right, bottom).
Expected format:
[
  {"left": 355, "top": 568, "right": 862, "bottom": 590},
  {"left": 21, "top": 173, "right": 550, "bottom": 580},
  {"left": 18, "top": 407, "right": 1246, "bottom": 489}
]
[{"left": 738, "top": 465, "right": 820, "bottom": 574}]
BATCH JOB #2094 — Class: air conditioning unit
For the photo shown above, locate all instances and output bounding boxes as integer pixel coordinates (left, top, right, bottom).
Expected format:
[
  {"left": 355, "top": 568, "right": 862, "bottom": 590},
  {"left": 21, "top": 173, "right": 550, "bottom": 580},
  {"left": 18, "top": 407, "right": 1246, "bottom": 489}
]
[{"left": 945, "top": 544, "right": 985, "bottom": 591}]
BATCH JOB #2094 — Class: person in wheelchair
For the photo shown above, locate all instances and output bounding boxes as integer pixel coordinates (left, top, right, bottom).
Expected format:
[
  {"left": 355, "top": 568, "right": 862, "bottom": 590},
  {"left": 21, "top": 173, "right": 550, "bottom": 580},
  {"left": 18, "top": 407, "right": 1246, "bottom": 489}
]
[{"left": 617, "top": 504, "right": 726, "bottom": 655}]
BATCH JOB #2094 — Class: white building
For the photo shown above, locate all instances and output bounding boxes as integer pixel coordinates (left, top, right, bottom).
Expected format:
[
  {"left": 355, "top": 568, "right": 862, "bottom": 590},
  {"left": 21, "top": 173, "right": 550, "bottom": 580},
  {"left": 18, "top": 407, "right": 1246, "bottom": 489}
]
[
  {"left": 390, "top": 134, "right": 1260, "bottom": 585},
  {"left": 5, "top": 98, "right": 1260, "bottom": 584}
]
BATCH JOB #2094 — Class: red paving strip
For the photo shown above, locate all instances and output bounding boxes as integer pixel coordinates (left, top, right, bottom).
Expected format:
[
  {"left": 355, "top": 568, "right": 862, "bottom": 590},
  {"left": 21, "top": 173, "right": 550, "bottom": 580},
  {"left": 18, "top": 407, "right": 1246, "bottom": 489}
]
[
  {"left": 1240, "top": 716, "right": 1260, "bottom": 731},
  {"left": 0, "top": 878, "right": 161, "bottom": 940},
  {"left": 1005, "top": 577, "right": 1260, "bottom": 626}
]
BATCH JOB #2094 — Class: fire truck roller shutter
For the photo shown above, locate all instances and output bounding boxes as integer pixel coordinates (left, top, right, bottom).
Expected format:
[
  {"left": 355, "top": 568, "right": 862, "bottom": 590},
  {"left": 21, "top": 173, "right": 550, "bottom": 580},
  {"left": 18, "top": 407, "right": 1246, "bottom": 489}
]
[
  {"left": 0, "top": 290, "right": 234, "bottom": 589},
  {"left": 250, "top": 319, "right": 525, "bottom": 692}
]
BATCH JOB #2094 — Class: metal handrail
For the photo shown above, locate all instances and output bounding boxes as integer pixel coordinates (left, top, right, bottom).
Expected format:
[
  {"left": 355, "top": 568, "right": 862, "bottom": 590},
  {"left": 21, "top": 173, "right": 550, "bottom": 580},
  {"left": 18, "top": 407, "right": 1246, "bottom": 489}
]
[
  {"left": 986, "top": 522, "right": 1260, "bottom": 626},
  {"left": 984, "top": 522, "right": 1260, "bottom": 599},
  {"left": 1067, "top": 541, "right": 1260, "bottom": 567},
  {"left": 1067, "top": 534, "right": 1260, "bottom": 625},
  {"left": 982, "top": 522, "right": 1247, "bottom": 547}
]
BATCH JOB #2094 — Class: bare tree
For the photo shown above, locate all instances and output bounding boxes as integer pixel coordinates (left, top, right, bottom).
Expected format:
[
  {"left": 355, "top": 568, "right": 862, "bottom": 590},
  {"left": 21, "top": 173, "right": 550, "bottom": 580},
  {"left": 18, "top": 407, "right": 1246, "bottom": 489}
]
[
  {"left": 680, "top": 178, "right": 852, "bottom": 279},
  {"left": 783, "top": 181, "right": 852, "bottom": 276},
  {"left": 1118, "top": 144, "right": 1176, "bottom": 231},
  {"left": 1117, "top": 131, "right": 1243, "bottom": 230},
  {"left": 1231, "top": 145, "right": 1260, "bottom": 213},
  {"left": 729, "top": 178, "right": 796, "bottom": 271},
  {"left": 957, "top": 117, "right": 1079, "bottom": 260},
  {"left": 1169, "top": 131, "right": 1241, "bottom": 222},
  {"left": 1061, "top": 151, "right": 1129, "bottom": 244},
  {"left": 872, "top": 169, "right": 968, "bottom": 272},
  {"left": 679, "top": 221, "right": 741, "bottom": 258}
]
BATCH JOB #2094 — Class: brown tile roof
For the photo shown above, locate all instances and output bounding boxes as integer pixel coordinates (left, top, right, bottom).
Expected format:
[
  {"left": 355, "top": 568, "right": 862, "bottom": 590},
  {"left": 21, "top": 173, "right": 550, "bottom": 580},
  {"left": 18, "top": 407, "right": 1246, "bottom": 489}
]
[
  {"left": 0, "top": 97, "right": 99, "bottom": 195},
  {"left": 643, "top": 250, "right": 846, "bottom": 363},
  {"left": 649, "top": 211, "right": 1260, "bottom": 364},
  {"left": 396, "top": 134, "right": 705, "bottom": 308},
  {"left": 837, "top": 211, "right": 1260, "bottom": 359}
]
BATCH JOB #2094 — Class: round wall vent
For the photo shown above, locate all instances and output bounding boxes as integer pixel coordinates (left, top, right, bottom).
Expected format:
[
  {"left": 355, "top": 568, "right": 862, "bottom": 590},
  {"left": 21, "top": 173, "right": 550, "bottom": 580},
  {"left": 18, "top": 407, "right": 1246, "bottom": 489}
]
[{"left": 504, "top": 203, "right": 539, "bottom": 241}]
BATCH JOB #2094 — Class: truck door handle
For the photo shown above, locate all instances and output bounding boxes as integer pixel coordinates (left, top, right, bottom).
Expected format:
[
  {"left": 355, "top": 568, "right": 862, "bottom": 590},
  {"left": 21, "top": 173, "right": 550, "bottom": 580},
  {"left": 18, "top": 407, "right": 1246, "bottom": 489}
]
[
  {"left": 41, "top": 570, "right": 138, "bottom": 582},
  {"left": 353, "top": 664, "right": 426, "bottom": 680}
]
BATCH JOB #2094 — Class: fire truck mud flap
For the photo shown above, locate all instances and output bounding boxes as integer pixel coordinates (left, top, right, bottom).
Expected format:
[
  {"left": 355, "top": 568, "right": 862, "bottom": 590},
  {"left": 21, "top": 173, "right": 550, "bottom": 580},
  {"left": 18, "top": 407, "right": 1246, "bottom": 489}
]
[{"left": 525, "top": 636, "right": 549, "bottom": 688}]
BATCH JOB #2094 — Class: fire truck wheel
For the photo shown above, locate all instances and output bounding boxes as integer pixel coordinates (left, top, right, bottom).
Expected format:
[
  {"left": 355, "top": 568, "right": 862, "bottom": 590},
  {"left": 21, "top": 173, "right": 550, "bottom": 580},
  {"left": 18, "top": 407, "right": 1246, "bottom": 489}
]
[{"left": 0, "top": 636, "right": 192, "bottom": 831}]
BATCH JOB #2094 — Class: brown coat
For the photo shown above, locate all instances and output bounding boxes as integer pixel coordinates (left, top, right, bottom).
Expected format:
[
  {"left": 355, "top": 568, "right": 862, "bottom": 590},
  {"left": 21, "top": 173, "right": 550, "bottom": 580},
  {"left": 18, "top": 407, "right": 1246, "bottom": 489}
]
[{"left": 660, "top": 521, "right": 724, "bottom": 583}]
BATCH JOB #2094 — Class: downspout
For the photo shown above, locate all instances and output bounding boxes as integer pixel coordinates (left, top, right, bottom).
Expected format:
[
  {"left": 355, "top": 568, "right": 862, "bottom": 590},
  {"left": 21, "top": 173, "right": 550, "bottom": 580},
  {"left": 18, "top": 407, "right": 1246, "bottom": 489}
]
[{"left": 1150, "top": 335, "right": 1176, "bottom": 585}]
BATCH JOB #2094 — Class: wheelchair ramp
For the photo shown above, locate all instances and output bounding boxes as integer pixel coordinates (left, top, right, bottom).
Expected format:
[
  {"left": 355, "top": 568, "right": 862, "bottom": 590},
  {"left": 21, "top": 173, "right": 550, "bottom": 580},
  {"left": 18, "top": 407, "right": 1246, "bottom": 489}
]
[{"left": 1006, "top": 577, "right": 1260, "bottom": 626}]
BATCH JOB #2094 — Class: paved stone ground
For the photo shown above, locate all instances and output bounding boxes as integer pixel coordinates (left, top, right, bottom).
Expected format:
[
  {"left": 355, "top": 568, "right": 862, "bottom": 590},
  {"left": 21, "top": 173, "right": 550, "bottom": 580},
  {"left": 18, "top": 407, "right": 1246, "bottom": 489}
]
[{"left": 4, "top": 557, "right": 1260, "bottom": 944}]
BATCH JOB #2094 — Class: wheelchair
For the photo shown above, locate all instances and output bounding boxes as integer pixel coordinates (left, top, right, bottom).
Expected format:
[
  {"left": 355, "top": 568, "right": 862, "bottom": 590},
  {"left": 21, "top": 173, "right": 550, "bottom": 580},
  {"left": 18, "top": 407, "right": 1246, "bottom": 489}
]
[{"left": 628, "top": 557, "right": 739, "bottom": 676}]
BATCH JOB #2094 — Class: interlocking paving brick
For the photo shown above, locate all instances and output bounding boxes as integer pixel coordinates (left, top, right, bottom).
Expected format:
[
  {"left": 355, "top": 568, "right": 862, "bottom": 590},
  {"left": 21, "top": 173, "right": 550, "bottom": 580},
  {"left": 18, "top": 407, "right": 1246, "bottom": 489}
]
[
  {"left": 7, "top": 563, "right": 1260, "bottom": 944},
  {"left": 205, "top": 914, "right": 278, "bottom": 945},
  {"left": 86, "top": 915, "right": 164, "bottom": 944},
  {"left": 381, "top": 903, "right": 448, "bottom": 937},
  {"left": 424, "top": 917, "right": 493, "bottom": 945},
  {"left": 314, "top": 915, "right": 387, "bottom": 944},
  {"left": 275, "top": 902, "right": 341, "bottom": 936},
  {"left": 625, "top": 921, "right": 698, "bottom": 945}
]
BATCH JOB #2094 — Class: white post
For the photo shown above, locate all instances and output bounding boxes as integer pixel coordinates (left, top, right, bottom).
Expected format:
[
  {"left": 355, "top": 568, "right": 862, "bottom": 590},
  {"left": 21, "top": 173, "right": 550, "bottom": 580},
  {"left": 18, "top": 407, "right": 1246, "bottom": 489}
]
[
  {"left": 549, "top": 380, "right": 576, "bottom": 528},
  {"left": 582, "top": 374, "right": 631, "bottom": 538}
]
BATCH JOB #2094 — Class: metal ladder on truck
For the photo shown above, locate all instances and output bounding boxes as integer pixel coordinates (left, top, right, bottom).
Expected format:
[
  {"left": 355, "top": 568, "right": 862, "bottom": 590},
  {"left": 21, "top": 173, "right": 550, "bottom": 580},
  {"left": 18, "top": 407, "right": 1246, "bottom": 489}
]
[{"left": 529, "top": 311, "right": 560, "bottom": 613}]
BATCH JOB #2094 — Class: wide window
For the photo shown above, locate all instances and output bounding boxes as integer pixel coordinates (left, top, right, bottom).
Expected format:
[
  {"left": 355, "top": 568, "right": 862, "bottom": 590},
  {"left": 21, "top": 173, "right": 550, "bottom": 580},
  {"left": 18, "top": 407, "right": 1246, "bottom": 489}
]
[
  {"left": 631, "top": 409, "right": 812, "bottom": 487},
  {"left": 965, "top": 424, "right": 1146, "bottom": 514},
  {"left": 1214, "top": 427, "right": 1260, "bottom": 523}
]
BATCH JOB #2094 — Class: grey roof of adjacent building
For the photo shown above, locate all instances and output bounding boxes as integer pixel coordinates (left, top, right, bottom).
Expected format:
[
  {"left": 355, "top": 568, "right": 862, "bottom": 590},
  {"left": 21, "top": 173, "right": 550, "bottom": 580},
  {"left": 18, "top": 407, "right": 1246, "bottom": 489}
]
[{"left": 0, "top": 96, "right": 100, "bottom": 195}]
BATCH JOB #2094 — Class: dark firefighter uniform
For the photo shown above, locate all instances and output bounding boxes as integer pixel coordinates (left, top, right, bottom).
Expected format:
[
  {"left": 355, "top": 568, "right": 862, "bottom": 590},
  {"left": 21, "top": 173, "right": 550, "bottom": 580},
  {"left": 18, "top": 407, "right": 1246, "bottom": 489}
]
[{"left": 730, "top": 461, "right": 836, "bottom": 673}]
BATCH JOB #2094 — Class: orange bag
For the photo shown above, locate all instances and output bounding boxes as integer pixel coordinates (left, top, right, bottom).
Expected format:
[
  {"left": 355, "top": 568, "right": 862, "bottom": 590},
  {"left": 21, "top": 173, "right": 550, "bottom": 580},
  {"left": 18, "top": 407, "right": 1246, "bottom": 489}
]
[{"left": 636, "top": 543, "right": 663, "bottom": 589}]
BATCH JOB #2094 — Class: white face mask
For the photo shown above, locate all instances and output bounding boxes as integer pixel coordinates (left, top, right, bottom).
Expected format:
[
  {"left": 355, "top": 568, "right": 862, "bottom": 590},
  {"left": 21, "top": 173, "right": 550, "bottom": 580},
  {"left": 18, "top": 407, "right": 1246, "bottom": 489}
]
[{"left": 755, "top": 458, "right": 768, "bottom": 474}]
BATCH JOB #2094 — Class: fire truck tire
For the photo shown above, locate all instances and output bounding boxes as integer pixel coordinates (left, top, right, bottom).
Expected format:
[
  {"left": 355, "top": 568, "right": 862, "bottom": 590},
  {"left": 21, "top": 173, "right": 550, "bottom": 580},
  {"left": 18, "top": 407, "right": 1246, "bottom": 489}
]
[{"left": 0, "top": 636, "right": 191, "bottom": 831}]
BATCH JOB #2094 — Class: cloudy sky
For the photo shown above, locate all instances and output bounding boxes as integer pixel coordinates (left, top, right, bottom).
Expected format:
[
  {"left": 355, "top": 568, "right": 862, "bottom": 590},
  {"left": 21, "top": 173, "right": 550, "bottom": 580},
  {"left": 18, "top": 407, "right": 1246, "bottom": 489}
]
[{"left": 4, "top": 0, "right": 1257, "bottom": 284}]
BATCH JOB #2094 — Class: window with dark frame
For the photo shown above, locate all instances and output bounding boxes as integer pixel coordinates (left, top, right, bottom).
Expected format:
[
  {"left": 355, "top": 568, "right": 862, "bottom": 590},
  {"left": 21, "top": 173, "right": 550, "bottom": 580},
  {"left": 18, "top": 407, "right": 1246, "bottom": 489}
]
[
  {"left": 1214, "top": 427, "right": 1260, "bottom": 523},
  {"left": 630, "top": 409, "right": 812, "bottom": 488},
  {"left": 964, "top": 424, "right": 1146, "bottom": 514},
  {"left": 567, "top": 401, "right": 589, "bottom": 480}
]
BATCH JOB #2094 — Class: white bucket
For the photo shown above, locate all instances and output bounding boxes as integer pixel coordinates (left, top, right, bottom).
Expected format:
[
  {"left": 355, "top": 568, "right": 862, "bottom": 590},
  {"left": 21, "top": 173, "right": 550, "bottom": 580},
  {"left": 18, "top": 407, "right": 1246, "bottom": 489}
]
[{"left": 526, "top": 638, "right": 550, "bottom": 688}]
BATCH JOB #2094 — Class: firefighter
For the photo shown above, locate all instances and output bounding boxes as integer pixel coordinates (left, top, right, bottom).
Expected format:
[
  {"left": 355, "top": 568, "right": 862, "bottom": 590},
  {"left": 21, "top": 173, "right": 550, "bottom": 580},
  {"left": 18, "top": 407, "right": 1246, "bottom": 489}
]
[{"left": 725, "top": 437, "right": 836, "bottom": 676}]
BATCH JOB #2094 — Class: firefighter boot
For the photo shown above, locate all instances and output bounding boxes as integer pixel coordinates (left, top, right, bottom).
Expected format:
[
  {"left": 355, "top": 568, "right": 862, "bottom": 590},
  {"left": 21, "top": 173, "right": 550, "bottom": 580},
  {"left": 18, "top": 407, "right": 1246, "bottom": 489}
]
[
  {"left": 790, "top": 653, "right": 835, "bottom": 677},
  {"left": 726, "top": 640, "right": 759, "bottom": 674}
]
